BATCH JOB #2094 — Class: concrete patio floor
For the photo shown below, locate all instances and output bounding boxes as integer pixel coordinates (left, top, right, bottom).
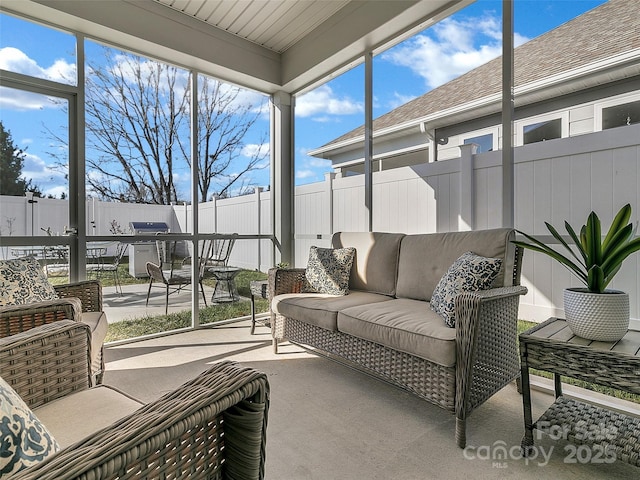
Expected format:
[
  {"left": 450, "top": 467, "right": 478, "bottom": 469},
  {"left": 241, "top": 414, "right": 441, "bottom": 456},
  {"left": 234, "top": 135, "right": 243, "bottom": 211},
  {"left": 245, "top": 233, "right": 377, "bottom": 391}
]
[
  {"left": 103, "top": 319, "right": 639, "bottom": 479},
  {"left": 101, "top": 281, "right": 240, "bottom": 323}
]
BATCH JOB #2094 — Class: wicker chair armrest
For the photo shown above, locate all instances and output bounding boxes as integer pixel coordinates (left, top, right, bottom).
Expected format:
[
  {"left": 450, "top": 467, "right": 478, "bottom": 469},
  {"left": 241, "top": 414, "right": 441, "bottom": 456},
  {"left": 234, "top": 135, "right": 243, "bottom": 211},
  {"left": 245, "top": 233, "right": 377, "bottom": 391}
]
[
  {"left": 0, "top": 297, "right": 83, "bottom": 338},
  {"left": 0, "top": 320, "right": 91, "bottom": 409},
  {"left": 13, "top": 360, "right": 270, "bottom": 480},
  {"left": 267, "top": 267, "right": 307, "bottom": 300},
  {"left": 55, "top": 280, "right": 103, "bottom": 312},
  {"left": 455, "top": 285, "right": 528, "bottom": 349},
  {"left": 454, "top": 285, "right": 527, "bottom": 427}
]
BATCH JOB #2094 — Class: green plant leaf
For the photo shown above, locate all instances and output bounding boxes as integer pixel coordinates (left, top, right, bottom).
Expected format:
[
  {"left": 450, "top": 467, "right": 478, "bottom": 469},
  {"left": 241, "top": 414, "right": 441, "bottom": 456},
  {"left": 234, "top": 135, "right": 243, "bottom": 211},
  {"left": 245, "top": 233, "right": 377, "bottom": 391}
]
[
  {"left": 602, "top": 262, "right": 623, "bottom": 290},
  {"left": 602, "top": 223, "right": 633, "bottom": 259},
  {"left": 586, "top": 211, "right": 602, "bottom": 267},
  {"left": 545, "top": 222, "right": 583, "bottom": 265},
  {"left": 513, "top": 233, "right": 588, "bottom": 284},
  {"left": 565, "top": 221, "right": 588, "bottom": 264},
  {"left": 601, "top": 237, "right": 640, "bottom": 277},
  {"left": 602, "top": 204, "right": 632, "bottom": 251},
  {"left": 587, "top": 265, "right": 604, "bottom": 293}
]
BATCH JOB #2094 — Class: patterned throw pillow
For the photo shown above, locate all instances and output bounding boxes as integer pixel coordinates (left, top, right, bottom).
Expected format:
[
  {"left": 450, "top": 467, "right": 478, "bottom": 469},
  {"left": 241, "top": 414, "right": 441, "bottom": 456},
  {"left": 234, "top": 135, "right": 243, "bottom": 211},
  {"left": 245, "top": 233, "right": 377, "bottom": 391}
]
[
  {"left": 0, "top": 376, "right": 60, "bottom": 476},
  {"left": 430, "top": 251, "right": 502, "bottom": 327},
  {"left": 303, "top": 246, "right": 356, "bottom": 296},
  {"left": 0, "top": 257, "right": 58, "bottom": 307}
]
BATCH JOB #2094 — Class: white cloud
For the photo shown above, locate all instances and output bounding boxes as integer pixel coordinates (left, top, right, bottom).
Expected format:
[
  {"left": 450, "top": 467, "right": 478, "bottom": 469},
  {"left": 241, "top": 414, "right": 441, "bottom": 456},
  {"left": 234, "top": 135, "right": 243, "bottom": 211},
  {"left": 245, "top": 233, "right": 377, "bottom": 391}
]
[
  {"left": 21, "top": 152, "right": 68, "bottom": 196},
  {"left": 309, "top": 157, "right": 331, "bottom": 168},
  {"left": 296, "top": 85, "right": 363, "bottom": 118},
  {"left": 0, "top": 47, "right": 75, "bottom": 84},
  {"left": 382, "top": 14, "right": 530, "bottom": 90},
  {"left": 241, "top": 142, "right": 269, "bottom": 158},
  {"left": 0, "top": 86, "right": 56, "bottom": 112},
  {"left": 295, "top": 169, "right": 316, "bottom": 179}
]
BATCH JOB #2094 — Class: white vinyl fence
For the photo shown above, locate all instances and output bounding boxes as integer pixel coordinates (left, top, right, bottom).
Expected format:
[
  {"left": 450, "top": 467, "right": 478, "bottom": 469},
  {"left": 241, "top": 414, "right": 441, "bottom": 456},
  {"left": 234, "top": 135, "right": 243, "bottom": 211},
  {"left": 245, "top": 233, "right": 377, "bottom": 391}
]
[{"left": 1, "top": 124, "right": 639, "bottom": 326}]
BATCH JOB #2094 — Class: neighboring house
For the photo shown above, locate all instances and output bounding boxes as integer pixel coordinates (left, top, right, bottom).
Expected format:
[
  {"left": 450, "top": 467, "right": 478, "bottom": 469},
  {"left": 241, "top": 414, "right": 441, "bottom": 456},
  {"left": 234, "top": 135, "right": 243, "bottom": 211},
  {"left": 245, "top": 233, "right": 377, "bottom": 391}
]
[{"left": 309, "top": 0, "right": 640, "bottom": 176}]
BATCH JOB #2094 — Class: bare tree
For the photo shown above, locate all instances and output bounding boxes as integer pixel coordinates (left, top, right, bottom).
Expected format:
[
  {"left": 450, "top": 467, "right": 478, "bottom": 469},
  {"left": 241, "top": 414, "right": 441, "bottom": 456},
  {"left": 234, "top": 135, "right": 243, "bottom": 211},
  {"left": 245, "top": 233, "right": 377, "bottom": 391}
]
[
  {"left": 83, "top": 48, "right": 267, "bottom": 204},
  {"left": 195, "top": 78, "right": 268, "bottom": 201}
]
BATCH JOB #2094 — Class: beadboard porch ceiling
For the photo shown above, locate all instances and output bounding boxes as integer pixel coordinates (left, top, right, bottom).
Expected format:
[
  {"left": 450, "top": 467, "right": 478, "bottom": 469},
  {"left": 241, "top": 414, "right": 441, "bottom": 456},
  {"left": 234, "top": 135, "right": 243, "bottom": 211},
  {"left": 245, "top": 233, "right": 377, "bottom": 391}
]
[{"left": 3, "top": 0, "right": 471, "bottom": 93}]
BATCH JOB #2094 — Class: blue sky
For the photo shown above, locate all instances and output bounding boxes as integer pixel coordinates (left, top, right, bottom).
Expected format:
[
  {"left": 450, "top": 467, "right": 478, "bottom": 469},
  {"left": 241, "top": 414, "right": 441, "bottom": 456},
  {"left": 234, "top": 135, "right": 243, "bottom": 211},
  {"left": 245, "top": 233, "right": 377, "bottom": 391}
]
[{"left": 0, "top": 0, "right": 607, "bottom": 198}]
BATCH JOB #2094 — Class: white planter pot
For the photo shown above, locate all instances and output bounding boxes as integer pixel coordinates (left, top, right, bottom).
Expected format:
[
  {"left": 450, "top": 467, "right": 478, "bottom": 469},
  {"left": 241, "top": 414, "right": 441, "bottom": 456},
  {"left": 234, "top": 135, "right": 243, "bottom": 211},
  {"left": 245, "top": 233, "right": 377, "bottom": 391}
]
[{"left": 563, "top": 288, "right": 629, "bottom": 342}]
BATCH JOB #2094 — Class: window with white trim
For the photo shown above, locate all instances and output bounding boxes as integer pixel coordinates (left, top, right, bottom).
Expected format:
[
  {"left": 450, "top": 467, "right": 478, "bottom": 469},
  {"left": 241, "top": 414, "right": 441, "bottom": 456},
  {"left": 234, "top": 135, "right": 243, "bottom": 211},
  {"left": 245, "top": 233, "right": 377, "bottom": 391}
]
[
  {"left": 595, "top": 92, "right": 640, "bottom": 131},
  {"left": 460, "top": 127, "right": 498, "bottom": 154},
  {"left": 602, "top": 100, "right": 640, "bottom": 130},
  {"left": 516, "top": 112, "right": 568, "bottom": 146}
]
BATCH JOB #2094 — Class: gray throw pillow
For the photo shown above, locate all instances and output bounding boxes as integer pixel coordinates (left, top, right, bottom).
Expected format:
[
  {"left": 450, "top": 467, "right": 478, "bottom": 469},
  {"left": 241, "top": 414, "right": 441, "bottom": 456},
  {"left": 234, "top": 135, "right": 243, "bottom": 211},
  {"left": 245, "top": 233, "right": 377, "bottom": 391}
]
[
  {"left": 430, "top": 251, "right": 502, "bottom": 327},
  {"left": 303, "top": 246, "right": 356, "bottom": 296}
]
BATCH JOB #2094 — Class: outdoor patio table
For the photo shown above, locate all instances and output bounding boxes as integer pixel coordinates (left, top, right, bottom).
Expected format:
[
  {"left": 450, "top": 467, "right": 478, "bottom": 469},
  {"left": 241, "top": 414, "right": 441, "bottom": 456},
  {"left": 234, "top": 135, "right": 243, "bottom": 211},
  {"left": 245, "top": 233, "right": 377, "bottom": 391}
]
[
  {"left": 209, "top": 266, "right": 241, "bottom": 303},
  {"left": 519, "top": 317, "right": 640, "bottom": 467}
]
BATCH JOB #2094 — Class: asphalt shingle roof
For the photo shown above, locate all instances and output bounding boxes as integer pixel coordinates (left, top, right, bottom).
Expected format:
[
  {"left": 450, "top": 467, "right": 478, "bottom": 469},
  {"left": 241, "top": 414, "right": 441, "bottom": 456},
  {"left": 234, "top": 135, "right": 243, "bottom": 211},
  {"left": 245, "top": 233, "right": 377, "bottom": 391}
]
[{"left": 323, "top": 0, "right": 640, "bottom": 148}]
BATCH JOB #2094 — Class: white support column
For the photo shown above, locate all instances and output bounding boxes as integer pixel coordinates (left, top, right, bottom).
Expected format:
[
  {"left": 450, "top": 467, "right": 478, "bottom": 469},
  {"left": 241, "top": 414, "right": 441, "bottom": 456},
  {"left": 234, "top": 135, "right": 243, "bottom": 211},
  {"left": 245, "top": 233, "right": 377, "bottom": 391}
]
[
  {"left": 324, "top": 172, "right": 335, "bottom": 239},
  {"left": 190, "top": 70, "right": 200, "bottom": 327},
  {"left": 502, "top": 0, "right": 515, "bottom": 228},
  {"left": 271, "top": 91, "right": 294, "bottom": 266},
  {"left": 364, "top": 52, "right": 373, "bottom": 232},
  {"left": 459, "top": 143, "right": 476, "bottom": 231},
  {"left": 255, "top": 186, "right": 263, "bottom": 270}
]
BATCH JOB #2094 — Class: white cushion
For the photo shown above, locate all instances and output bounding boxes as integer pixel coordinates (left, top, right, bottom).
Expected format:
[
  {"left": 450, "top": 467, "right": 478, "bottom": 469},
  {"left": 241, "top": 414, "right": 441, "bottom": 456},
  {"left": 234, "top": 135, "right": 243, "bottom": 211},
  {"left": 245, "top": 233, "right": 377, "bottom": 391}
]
[{"left": 34, "top": 385, "right": 143, "bottom": 448}]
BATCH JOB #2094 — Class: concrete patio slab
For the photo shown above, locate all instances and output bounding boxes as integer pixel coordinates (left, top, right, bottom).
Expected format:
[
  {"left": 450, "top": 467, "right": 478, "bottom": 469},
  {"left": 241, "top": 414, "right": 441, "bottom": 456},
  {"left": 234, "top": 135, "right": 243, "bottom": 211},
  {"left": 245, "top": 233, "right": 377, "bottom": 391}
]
[{"left": 103, "top": 320, "right": 639, "bottom": 479}]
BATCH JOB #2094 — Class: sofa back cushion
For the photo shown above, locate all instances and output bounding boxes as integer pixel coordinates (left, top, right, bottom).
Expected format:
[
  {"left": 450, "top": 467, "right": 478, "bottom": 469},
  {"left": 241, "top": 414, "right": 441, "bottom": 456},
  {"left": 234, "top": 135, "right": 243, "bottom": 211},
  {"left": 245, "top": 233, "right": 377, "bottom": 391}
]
[
  {"left": 395, "top": 228, "right": 516, "bottom": 301},
  {"left": 332, "top": 232, "right": 405, "bottom": 296}
]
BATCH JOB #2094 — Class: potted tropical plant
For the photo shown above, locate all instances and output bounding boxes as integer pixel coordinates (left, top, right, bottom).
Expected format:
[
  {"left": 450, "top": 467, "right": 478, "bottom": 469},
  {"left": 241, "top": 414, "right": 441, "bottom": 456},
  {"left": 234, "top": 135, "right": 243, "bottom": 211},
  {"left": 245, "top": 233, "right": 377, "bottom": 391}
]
[{"left": 513, "top": 203, "right": 640, "bottom": 341}]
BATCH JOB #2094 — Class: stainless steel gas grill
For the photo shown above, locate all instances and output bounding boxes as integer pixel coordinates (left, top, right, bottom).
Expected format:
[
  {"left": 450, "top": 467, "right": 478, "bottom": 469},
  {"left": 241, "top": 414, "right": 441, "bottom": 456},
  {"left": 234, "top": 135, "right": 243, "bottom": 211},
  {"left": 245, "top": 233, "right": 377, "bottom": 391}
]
[{"left": 128, "top": 222, "right": 170, "bottom": 278}]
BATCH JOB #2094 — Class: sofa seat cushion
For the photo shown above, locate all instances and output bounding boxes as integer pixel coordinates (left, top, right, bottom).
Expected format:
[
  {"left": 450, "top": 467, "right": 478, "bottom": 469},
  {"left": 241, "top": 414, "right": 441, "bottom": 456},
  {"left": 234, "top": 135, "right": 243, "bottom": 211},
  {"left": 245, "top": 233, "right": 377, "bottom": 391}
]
[
  {"left": 272, "top": 291, "right": 393, "bottom": 331},
  {"left": 34, "top": 385, "right": 143, "bottom": 448},
  {"left": 337, "top": 298, "right": 457, "bottom": 367},
  {"left": 81, "top": 311, "right": 109, "bottom": 374}
]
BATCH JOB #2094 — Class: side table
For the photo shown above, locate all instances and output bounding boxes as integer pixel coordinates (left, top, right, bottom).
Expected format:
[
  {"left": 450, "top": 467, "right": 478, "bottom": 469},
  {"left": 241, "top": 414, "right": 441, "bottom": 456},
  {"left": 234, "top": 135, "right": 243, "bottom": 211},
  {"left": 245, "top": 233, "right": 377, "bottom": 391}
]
[
  {"left": 250, "top": 280, "right": 270, "bottom": 334},
  {"left": 519, "top": 317, "right": 640, "bottom": 467},
  {"left": 209, "top": 266, "right": 241, "bottom": 303}
]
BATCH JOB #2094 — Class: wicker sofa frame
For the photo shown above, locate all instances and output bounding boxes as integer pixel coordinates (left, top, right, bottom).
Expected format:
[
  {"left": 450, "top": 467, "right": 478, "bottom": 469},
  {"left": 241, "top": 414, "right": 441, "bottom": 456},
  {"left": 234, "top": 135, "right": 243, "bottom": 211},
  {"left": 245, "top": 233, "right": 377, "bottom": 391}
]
[
  {"left": 269, "top": 236, "right": 525, "bottom": 449},
  {"left": 0, "top": 280, "right": 106, "bottom": 384},
  {"left": 0, "top": 320, "right": 269, "bottom": 480}
]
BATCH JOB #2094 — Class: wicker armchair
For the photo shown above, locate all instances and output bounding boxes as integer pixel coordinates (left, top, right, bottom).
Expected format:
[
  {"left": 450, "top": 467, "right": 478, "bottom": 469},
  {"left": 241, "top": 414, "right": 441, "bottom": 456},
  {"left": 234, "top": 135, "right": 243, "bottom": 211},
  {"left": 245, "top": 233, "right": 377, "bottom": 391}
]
[
  {"left": 0, "top": 280, "right": 107, "bottom": 384},
  {"left": 0, "top": 321, "right": 270, "bottom": 480}
]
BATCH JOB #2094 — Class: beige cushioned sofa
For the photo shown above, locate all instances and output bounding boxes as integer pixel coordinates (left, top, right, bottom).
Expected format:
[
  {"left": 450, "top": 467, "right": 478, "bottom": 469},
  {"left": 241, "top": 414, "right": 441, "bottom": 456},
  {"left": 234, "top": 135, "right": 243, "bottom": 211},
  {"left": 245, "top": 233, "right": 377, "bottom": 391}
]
[{"left": 269, "top": 228, "right": 526, "bottom": 448}]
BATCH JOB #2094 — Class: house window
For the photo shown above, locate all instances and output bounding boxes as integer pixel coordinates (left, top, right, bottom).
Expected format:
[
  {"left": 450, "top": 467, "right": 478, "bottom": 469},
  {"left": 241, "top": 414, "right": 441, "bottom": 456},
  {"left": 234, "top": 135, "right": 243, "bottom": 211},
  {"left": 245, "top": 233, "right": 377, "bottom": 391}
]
[
  {"left": 463, "top": 134, "right": 493, "bottom": 153},
  {"left": 523, "top": 118, "right": 562, "bottom": 144},
  {"left": 602, "top": 100, "right": 640, "bottom": 130}
]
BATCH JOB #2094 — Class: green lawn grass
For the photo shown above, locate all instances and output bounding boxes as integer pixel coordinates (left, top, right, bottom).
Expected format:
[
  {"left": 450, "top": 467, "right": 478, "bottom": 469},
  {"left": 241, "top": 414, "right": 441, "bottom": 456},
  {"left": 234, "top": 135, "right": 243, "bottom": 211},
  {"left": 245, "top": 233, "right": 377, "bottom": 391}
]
[{"left": 98, "top": 268, "right": 269, "bottom": 342}]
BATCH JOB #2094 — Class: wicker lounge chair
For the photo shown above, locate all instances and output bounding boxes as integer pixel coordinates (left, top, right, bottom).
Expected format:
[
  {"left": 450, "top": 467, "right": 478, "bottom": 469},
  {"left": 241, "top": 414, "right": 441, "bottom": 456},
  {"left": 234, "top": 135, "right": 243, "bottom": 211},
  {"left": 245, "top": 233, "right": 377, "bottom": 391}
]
[
  {"left": 0, "top": 320, "right": 269, "bottom": 480},
  {"left": 0, "top": 279, "right": 107, "bottom": 385}
]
